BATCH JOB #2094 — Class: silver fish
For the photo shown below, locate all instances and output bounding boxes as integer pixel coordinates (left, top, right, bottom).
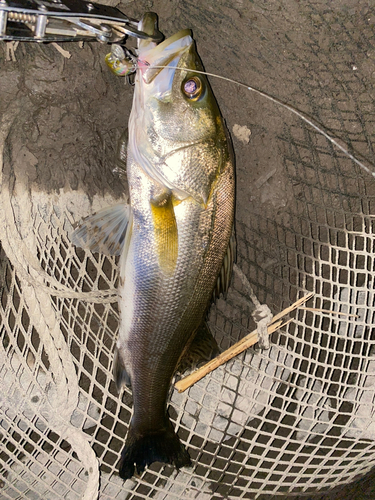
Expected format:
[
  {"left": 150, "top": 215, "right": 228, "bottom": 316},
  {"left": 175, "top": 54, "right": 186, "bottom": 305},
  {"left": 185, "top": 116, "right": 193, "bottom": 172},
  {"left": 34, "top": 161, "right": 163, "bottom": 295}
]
[{"left": 72, "top": 13, "right": 235, "bottom": 479}]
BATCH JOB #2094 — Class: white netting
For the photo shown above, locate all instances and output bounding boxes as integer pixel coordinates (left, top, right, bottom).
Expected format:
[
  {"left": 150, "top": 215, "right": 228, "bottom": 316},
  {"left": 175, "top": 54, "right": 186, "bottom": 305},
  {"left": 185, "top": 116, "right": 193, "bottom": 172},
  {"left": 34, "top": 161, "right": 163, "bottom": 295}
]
[
  {"left": 2, "top": 97, "right": 375, "bottom": 500},
  {"left": 2, "top": 4, "right": 375, "bottom": 498}
]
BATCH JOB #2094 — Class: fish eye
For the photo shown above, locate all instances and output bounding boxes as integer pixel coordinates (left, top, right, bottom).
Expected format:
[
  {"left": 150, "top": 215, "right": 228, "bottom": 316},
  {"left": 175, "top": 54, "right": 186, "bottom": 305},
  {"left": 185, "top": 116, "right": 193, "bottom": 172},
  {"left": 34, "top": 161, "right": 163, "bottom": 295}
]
[{"left": 182, "top": 76, "right": 203, "bottom": 100}]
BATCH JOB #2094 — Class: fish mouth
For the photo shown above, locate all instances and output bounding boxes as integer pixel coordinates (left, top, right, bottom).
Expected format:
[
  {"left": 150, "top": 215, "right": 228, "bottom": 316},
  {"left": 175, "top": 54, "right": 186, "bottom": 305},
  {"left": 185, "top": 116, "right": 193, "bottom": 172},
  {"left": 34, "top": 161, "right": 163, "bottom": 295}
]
[{"left": 138, "top": 29, "right": 193, "bottom": 84}]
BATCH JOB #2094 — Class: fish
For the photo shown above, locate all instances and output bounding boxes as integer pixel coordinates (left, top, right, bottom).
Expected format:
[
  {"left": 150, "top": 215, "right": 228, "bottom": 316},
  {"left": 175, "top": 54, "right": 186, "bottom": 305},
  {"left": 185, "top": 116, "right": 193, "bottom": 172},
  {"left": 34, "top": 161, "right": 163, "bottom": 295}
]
[{"left": 72, "top": 12, "right": 235, "bottom": 480}]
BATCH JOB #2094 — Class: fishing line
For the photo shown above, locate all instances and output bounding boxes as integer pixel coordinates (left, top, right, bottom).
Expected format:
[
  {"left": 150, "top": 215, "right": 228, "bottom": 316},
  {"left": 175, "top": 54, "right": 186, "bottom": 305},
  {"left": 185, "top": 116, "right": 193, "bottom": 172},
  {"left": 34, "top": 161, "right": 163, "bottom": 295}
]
[{"left": 148, "top": 64, "right": 375, "bottom": 178}]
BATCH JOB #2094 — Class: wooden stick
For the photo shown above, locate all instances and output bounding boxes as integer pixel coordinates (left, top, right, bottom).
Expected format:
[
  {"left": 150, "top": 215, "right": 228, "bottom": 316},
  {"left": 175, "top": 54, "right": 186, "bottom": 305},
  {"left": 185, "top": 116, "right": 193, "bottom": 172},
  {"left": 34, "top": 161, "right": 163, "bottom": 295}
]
[
  {"left": 269, "top": 292, "right": 314, "bottom": 324},
  {"left": 51, "top": 42, "right": 72, "bottom": 59},
  {"left": 175, "top": 293, "right": 314, "bottom": 393},
  {"left": 175, "top": 319, "right": 292, "bottom": 393}
]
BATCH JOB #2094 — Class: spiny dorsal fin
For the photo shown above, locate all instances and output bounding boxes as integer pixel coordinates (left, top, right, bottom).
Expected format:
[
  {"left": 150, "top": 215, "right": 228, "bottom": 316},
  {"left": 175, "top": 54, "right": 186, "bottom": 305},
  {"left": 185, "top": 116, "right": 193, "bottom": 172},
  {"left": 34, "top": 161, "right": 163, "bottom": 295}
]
[
  {"left": 176, "top": 321, "right": 220, "bottom": 376},
  {"left": 71, "top": 204, "right": 131, "bottom": 256},
  {"left": 212, "top": 229, "right": 236, "bottom": 302}
]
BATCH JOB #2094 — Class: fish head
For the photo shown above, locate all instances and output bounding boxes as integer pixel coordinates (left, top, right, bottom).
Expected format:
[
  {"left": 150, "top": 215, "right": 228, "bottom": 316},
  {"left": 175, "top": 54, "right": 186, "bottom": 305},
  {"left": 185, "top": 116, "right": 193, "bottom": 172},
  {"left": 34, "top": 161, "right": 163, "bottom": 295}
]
[
  {"left": 130, "top": 19, "right": 229, "bottom": 206},
  {"left": 138, "top": 31, "right": 219, "bottom": 136}
]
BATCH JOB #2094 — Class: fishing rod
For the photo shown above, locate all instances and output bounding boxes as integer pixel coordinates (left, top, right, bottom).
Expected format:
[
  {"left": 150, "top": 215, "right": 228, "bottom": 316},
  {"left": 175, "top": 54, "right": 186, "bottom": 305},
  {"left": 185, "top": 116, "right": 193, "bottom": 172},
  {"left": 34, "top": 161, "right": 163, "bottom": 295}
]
[{"left": 0, "top": 0, "right": 163, "bottom": 43}]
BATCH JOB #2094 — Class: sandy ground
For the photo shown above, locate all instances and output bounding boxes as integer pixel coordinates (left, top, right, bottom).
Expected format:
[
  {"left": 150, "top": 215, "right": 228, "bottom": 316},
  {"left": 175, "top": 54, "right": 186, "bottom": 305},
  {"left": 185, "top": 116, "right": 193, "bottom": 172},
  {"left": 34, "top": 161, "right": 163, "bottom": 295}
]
[{"left": 1, "top": 0, "right": 375, "bottom": 498}]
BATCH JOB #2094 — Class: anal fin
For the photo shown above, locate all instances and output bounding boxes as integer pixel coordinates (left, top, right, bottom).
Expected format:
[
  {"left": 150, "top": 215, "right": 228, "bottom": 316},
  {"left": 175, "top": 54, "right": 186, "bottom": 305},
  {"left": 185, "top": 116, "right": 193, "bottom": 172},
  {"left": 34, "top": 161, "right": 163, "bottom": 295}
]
[
  {"left": 114, "top": 347, "right": 131, "bottom": 393},
  {"left": 176, "top": 321, "right": 220, "bottom": 376}
]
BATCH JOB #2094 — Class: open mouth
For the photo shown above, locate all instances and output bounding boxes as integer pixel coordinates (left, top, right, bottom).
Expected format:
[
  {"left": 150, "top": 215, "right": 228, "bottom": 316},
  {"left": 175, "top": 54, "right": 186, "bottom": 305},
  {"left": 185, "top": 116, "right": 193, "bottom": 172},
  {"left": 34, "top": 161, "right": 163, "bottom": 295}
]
[{"left": 138, "top": 29, "right": 193, "bottom": 84}]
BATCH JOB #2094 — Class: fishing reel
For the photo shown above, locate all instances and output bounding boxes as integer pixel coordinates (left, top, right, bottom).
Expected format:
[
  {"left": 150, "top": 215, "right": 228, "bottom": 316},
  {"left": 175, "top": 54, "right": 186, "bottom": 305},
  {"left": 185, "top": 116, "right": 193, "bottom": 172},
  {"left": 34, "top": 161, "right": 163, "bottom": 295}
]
[{"left": 0, "top": 0, "right": 163, "bottom": 43}]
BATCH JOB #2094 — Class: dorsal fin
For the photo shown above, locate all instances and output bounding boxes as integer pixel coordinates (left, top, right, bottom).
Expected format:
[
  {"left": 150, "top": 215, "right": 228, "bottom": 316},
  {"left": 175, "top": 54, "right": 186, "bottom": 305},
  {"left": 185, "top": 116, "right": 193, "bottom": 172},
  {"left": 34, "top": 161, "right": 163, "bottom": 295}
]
[
  {"left": 212, "top": 229, "right": 236, "bottom": 302},
  {"left": 176, "top": 321, "right": 220, "bottom": 376},
  {"left": 71, "top": 204, "right": 131, "bottom": 256}
]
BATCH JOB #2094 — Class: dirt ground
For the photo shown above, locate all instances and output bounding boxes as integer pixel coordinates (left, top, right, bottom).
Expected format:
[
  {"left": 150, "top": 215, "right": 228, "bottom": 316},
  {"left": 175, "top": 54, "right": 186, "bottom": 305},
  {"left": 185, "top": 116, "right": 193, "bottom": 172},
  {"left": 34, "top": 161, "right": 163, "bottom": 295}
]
[{"left": 1, "top": 0, "right": 375, "bottom": 498}]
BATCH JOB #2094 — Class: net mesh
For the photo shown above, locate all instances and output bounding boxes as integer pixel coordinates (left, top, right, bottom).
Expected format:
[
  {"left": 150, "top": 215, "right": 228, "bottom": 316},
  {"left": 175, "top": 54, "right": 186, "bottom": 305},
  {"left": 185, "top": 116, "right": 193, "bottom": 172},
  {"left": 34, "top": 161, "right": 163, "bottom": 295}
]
[{"left": 2, "top": 2, "right": 375, "bottom": 499}]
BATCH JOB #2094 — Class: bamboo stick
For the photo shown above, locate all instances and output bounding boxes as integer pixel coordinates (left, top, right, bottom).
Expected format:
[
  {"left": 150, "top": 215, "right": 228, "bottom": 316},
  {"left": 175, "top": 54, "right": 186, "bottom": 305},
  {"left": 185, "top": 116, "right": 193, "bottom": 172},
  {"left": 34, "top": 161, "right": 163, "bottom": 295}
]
[
  {"left": 175, "top": 319, "right": 291, "bottom": 393},
  {"left": 269, "top": 292, "right": 314, "bottom": 324},
  {"left": 175, "top": 293, "right": 314, "bottom": 393}
]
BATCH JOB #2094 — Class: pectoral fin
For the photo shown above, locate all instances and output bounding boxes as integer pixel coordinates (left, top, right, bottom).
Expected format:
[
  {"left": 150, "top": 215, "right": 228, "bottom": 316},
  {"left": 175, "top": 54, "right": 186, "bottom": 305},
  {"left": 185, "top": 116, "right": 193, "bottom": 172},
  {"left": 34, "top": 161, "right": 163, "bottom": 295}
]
[
  {"left": 72, "top": 204, "right": 131, "bottom": 256},
  {"left": 176, "top": 321, "right": 220, "bottom": 376},
  {"left": 150, "top": 195, "right": 178, "bottom": 275}
]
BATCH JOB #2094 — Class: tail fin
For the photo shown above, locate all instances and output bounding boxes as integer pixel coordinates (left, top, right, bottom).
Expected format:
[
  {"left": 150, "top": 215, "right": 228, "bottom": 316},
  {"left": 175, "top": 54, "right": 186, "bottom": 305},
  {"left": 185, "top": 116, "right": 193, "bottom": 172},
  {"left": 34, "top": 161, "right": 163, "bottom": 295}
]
[{"left": 118, "top": 419, "right": 191, "bottom": 480}]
